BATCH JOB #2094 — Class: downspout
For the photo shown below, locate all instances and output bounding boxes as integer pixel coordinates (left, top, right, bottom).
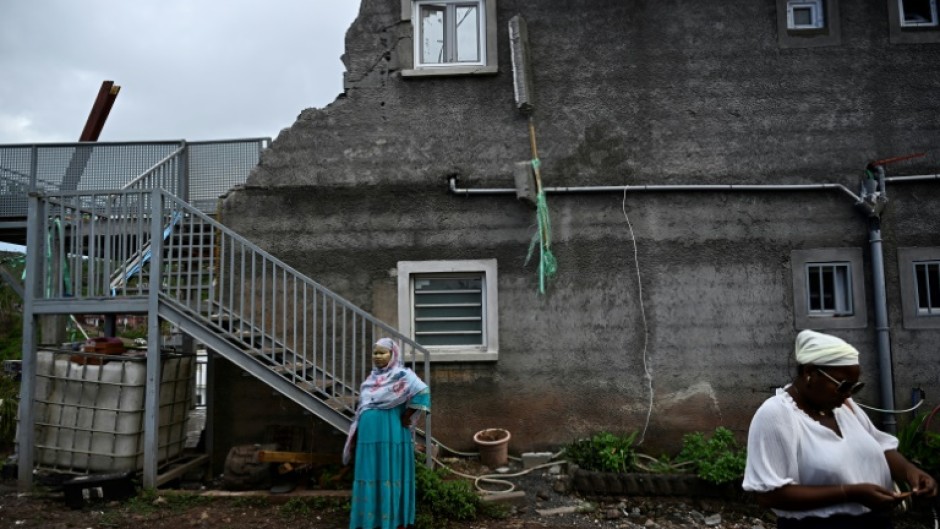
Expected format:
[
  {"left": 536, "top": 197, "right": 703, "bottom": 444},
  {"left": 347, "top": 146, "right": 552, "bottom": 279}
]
[{"left": 861, "top": 165, "right": 895, "bottom": 433}]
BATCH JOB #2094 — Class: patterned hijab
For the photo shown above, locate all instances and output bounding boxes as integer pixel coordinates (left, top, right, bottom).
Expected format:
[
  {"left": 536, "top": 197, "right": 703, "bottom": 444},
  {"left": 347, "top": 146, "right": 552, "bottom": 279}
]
[{"left": 342, "top": 338, "right": 428, "bottom": 464}]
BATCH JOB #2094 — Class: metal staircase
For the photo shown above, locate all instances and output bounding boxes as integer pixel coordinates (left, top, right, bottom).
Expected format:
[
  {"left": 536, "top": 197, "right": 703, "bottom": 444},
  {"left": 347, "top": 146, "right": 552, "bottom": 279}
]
[{"left": 7, "top": 141, "right": 431, "bottom": 489}]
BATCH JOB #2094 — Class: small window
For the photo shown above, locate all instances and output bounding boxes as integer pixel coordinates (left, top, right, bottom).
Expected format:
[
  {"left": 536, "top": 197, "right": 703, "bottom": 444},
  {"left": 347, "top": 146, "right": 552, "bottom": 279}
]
[
  {"left": 806, "top": 263, "right": 853, "bottom": 315},
  {"left": 899, "top": 248, "right": 940, "bottom": 328},
  {"left": 899, "top": 0, "right": 939, "bottom": 27},
  {"left": 888, "top": 0, "right": 940, "bottom": 43},
  {"left": 788, "top": 0, "right": 825, "bottom": 29},
  {"left": 913, "top": 261, "right": 940, "bottom": 314},
  {"left": 400, "top": 0, "right": 498, "bottom": 77},
  {"left": 416, "top": 1, "right": 482, "bottom": 66},
  {"left": 777, "top": 0, "right": 841, "bottom": 48},
  {"left": 791, "top": 248, "right": 867, "bottom": 330},
  {"left": 398, "top": 259, "right": 498, "bottom": 361}
]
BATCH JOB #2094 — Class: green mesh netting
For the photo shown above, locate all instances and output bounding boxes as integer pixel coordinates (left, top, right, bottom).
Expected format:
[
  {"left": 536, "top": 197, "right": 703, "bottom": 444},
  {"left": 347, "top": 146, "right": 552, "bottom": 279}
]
[{"left": 524, "top": 189, "right": 557, "bottom": 294}]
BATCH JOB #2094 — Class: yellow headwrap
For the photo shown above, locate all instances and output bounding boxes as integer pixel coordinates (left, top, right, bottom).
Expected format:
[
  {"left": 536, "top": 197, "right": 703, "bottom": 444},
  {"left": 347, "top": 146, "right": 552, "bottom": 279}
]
[{"left": 794, "top": 329, "right": 859, "bottom": 366}]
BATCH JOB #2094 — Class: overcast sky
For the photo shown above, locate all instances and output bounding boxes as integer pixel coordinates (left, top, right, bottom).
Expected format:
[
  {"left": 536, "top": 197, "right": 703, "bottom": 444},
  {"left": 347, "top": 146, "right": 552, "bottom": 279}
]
[
  {"left": 0, "top": 1, "right": 361, "bottom": 144},
  {"left": 0, "top": 1, "right": 361, "bottom": 252}
]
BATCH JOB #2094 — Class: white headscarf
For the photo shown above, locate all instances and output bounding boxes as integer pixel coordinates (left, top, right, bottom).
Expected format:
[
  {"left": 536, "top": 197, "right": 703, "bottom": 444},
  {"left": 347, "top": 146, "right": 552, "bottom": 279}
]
[{"left": 794, "top": 329, "right": 859, "bottom": 366}]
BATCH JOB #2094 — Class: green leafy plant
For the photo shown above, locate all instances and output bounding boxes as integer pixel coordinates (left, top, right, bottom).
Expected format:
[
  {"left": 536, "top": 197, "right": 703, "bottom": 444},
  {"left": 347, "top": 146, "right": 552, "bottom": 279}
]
[
  {"left": 564, "top": 431, "right": 638, "bottom": 473},
  {"left": 675, "top": 426, "right": 747, "bottom": 484},
  {"left": 897, "top": 409, "right": 940, "bottom": 479},
  {"left": 414, "top": 458, "right": 482, "bottom": 529}
]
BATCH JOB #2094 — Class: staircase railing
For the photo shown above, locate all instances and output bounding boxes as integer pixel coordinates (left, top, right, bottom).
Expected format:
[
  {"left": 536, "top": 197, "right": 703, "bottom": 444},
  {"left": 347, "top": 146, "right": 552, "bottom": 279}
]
[{"left": 27, "top": 186, "right": 432, "bottom": 442}]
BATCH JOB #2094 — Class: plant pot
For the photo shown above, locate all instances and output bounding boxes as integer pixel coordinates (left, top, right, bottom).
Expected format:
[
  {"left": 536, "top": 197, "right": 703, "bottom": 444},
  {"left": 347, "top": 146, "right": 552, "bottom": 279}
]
[{"left": 473, "top": 428, "right": 511, "bottom": 468}]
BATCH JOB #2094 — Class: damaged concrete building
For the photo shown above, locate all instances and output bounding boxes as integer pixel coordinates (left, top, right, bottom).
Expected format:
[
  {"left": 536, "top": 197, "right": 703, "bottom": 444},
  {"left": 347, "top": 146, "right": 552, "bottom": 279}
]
[{"left": 212, "top": 0, "right": 940, "bottom": 468}]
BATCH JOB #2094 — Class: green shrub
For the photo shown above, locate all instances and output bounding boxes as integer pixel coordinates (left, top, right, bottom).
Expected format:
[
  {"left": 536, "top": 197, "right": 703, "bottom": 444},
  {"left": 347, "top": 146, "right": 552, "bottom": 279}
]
[
  {"left": 898, "top": 410, "right": 940, "bottom": 478},
  {"left": 675, "top": 426, "right": 746, "bottom": 484},
  {"left": 564, "top": 431, "right": 638, "bottom": 473},
  {"left": 414, "top": 458, "right": 481, "bottom": 529}
]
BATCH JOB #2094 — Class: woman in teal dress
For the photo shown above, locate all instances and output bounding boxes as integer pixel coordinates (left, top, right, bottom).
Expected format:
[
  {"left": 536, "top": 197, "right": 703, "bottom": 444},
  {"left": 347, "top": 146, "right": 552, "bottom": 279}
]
[{"left": 343, "top": 338, "right": 430, "bottom": 529}]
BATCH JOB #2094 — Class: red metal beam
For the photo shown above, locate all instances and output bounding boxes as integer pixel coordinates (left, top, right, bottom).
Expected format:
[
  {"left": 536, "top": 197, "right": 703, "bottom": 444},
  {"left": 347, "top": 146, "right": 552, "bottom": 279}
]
[{"left": 78, "top": 80, "right": 120, "bottom": 141}]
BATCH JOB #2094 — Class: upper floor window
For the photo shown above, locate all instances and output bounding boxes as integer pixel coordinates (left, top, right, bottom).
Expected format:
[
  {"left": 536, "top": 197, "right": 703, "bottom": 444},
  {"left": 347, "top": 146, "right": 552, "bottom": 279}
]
[
  {"left": 899, "top": 0, "right": 939, "bottom": 27},
  {"left": 416, "top": 1, "right": 483, "bottom": 66},
  {"left": 788, "top": 0, "right": 825, "bottom": 29},
  {"left": 776, "top": 0, "right": 841, "bottom": 48},
  {"left": 888, "top": 0, "right": 940, "bottom": 44},
  {"left": 898, "top": 248, "right": 940, "bottom": 328},
  {"left": 791, "top": 248, "right": 867, "bottom": 330},
  {"left": 400, "top": 0, "right": 498, "bottom": 77}
]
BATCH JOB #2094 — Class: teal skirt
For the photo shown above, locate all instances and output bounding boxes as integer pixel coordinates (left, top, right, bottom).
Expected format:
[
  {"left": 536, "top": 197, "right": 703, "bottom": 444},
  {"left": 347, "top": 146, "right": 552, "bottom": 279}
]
[{"left": 349, "top": 394, "right": 429, "bottom": 529}]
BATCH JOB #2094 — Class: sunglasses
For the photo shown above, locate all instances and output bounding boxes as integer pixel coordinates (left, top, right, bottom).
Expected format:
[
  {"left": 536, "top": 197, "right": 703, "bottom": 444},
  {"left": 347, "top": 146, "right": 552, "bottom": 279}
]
[{"left": 816, "top": 367, "right": 865, "bottom": 395}]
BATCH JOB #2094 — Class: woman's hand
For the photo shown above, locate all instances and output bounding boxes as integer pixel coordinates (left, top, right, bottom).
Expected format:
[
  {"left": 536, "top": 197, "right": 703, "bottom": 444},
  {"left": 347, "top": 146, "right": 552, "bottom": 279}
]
[
  {"left": 845, "top": 483, "right": 910, "bottom": 511},
  {"left": 885, "top": 449, "right": 939, "bottom": 497},
  {"left": 905, "top": 466, "right": 938, "bottom": 497},
  {"left": 401, "top": 409, "right": 416, "bottom": 428}
]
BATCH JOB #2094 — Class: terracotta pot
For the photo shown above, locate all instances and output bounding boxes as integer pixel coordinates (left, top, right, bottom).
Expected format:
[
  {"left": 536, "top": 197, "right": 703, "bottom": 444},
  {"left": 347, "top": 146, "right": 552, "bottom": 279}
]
[{"left": 473, "top": 428, "right": 511, "bottom": 468}]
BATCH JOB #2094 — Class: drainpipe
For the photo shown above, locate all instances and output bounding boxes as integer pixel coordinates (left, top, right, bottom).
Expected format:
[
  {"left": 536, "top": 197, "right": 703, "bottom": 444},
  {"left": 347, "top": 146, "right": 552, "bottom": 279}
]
[{"left": 861, "top": 165, "right": 896, "bottom": 433}]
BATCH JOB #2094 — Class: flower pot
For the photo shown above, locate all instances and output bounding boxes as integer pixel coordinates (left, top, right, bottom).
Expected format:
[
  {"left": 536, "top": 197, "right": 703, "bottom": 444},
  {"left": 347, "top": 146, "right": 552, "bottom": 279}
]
[{"left": 473, "top": 428, "right": 511, "bottom": 468}]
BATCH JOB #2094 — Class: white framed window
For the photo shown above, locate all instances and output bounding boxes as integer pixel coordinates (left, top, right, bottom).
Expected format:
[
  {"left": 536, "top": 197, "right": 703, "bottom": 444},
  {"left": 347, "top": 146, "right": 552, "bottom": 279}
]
[
  {"left": 400, "top": 0, "right": 498, "bottom": 77},
  {"left": 397, "top": 259, "right": 498, "bottom": 362},
  {"left": 791, "top": 248, "right": 867, "bottom": 330},
  {"left": 805, "top": 262, "right": 853, "bottom": 315},
  {"left": 777, "top": 0, "right": 841, "bottom": 48},
  {"left": 899, "top": 0, "right": 939, "bottom": 27},
  {"left": 913, "top": 261, "right": 940, "bottom": 314},
  {"left": 415, "top": 1, "right": 484, "bottom": 67},
  {"left": 898, "top": 248, "right": 940, "bottom": 329},
  {"left": 787, "top": 0, "right": 825, "bottom": 29}
]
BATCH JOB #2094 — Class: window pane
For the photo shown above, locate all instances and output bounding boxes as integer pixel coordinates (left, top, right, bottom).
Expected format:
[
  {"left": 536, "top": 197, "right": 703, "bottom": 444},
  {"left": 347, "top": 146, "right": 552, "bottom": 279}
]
[
  {"left": 916, "top": 263, "right": 930, "bottom": 309},
  {"left": 455, "top": 5, "right": 480, "bottom": 62},
  {"left": 420, "top": 5, "right": 446, "bottom": 64},
  {"left": 929, "top": 263, "right": 940, "bottom": 311},
  {"left": 793, "top": 7, "right": 813, "bottom": 26},
  {"left": 901, "top": 0, "right": 938, "bottom": 25},
  {"left": 807, "top": 263, "right": 852, "bottom": 315},
  {"left": 914, "top": 262, "right": 940, "bottom": 314},
  {"left": 820, "top": 267, "right": 834, "bottom": 310},
  {"left": 808, "top": 267, "right": 821, "bottom": 311}
]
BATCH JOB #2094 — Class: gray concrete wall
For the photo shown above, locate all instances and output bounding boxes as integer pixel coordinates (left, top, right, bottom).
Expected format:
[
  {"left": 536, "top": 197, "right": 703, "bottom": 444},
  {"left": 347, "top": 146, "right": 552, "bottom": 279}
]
[{"left": 217, "top": 0, "right": 940, "bottom": 460}]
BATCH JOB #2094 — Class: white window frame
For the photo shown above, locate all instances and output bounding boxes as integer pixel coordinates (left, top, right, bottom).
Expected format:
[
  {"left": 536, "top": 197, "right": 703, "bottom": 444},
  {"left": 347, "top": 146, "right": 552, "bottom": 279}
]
[
  {"left": 898, "top": 248, "right": 940, "bottom": 329},
  {"left": 787, "top": 0, "right": 825, "bottom": 30},
  {"left": 899, "top": 0, "right": 939, "bottom": 27},
  {"left": 397, "top": 259, "right": 498, "bottom": 362},
  {"left": 805, "top": 262, "right": 853, "bottom": 316},
  {"left": 791, "top": 248, "right": 867, "bottom": 330},
  {"left": 414, "top": 1, "right": 485, "bottom": 68},
  {"left": 400, "top": 0, "right": 498, "bottom": 77},
  {"left": 912, "top": 260, "right": 940, "bottom": 315}
]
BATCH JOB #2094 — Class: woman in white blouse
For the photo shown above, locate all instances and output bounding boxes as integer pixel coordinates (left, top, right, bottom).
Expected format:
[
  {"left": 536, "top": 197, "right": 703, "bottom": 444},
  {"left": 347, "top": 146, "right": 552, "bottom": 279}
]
[{"left": 743, "top": 330, "right": 937, "bottom": 528}]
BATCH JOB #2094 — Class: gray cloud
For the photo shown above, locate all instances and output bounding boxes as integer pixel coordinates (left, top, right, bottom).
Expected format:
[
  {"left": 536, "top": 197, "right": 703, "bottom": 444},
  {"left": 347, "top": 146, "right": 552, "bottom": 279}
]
[{"left": 0, "top": 0, "right": 360, "bottom": 143}]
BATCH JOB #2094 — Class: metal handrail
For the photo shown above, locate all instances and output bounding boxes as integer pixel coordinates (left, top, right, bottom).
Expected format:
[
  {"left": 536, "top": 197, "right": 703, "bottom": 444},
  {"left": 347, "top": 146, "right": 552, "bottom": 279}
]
[{"left": 28, "top": 188, "right": 432, "bottom": 447}]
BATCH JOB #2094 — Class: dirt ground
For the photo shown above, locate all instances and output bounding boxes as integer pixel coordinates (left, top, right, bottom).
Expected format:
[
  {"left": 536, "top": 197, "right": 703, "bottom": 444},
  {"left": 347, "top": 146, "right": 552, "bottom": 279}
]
[{"left": 1, "top": 459, "right": 938, "bottom": 529}]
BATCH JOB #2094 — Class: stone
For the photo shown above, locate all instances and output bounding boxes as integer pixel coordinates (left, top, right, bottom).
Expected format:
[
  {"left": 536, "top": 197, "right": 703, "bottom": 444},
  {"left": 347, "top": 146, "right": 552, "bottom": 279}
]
[
  {"left": 521, "top": 451, "right": 554, "bottom": 469},
  {"left": 705, "top": 513, "right": 722, "bottom": 526}
]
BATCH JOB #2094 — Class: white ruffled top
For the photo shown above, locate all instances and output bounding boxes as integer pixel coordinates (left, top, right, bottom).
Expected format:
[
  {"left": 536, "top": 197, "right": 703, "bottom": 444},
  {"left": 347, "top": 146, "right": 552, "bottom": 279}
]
[{"left": 742, "top": 386, "right": 898, "bottom": 519}]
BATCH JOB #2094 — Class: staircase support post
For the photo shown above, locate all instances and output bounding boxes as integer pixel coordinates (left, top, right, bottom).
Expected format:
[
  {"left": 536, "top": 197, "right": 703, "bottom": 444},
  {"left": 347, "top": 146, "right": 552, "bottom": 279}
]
[
  {"left": 17, "top": 194, "right": 43, "bottom": 490},
  {"left": 143, "top": 188, "right": 164, "bottom": 489}
]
